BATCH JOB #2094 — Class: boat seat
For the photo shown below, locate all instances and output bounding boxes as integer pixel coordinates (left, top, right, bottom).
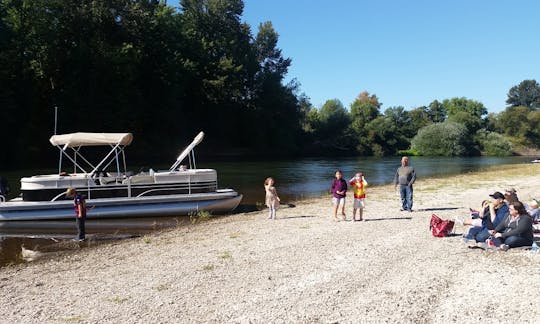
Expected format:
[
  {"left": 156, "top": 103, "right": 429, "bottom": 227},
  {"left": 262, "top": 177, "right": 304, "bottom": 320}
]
[
  {"left": 99, "top": 176, "right": 118, "bottom": 185},
  {"left": 123, "top": 175, "right": 154, "bottom": 184}
]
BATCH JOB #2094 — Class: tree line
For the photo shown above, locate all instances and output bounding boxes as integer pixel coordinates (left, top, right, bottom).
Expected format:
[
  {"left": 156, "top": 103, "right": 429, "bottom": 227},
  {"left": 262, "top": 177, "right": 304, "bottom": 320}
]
[
  {"left": 1, "top": 0, "right": 539, "bottom": 169},
  {"left": 309, "top": 81, "right": 540, "bottom": 157}
]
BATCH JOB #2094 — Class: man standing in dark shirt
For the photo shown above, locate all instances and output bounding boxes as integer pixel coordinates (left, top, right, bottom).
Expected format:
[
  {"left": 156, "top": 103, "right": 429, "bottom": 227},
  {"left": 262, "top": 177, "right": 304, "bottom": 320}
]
[{"left": 393, "top": 156, "right": 416, "bottom": 212}]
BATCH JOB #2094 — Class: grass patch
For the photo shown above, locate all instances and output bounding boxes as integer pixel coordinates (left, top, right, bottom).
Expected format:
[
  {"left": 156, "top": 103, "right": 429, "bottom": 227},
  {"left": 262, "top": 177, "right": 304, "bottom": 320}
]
[
  {"left": 300, "top": 224, "right": 311, "bottom": 229},
  {"left": 189, "top": 210, "right": 212, "bottom": 224},
  {"left": 220, "top": 251, "right": 232, "bottom": 259},
  {"left": 60, "top": 315, "right": 84, "bottom": 322},
  {"left": 142, "top": 235, "right": 151, "bottom": 244},
  {"left": 202, "top": 264, "right": 215, "bottom": 271},
  {"left": 154, "top": 284, "right": 168, "bottom": 291},
  {"left": 229, "top": 231, "right": 243, "bottom": 238},
  {"left": 108, "top": 296, "right": 129, "bottom": 304}
]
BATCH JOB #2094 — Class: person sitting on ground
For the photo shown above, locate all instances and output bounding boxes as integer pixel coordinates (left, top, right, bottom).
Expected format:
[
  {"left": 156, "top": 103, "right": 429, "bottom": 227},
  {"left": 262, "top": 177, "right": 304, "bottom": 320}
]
[
  {"left": 526, "top": 199, "right": 540, "bottom": 222},
  {"left": 504, "top": 187, "right": 519, "bottom": 205},
  {"left": 455, "top": 200, "right": 491, "bottom": 227},
  {"left": 459, "top": 192, "right": 509, "bottom": 243},
  {"left": 488, "top": 201, "right": 534, "bottom": 251}
]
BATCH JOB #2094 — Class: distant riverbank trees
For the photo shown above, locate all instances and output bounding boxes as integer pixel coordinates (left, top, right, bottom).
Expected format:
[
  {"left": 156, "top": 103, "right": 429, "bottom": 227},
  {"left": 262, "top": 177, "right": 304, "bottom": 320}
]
[
  {"left": 304, "top": 79, "right": 539, "bottom": 157},
  {"left": 0, "top": 0, "right": 539, "bottom": 168}
]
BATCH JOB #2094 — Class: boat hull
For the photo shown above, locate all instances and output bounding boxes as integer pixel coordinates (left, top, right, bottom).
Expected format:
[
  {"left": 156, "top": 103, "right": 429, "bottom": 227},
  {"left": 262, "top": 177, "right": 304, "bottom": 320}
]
[{"left": 0, "top": 190, "right": 242, "bottom": 221}]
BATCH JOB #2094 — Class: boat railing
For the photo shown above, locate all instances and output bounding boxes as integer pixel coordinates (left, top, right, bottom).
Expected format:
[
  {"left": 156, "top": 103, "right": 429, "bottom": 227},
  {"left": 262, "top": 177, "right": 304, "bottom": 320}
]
[{"left": 51, "top": 191, "right": 68, "bottom": 202}]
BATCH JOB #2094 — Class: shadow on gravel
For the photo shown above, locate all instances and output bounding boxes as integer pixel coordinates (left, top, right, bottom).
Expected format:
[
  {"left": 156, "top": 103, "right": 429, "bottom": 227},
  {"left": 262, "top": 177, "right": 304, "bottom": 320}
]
[
  {"left": 233, "top": 204, "right": 260, "bottom": 213},
  {"left": 234, "top": 203, "right": 296, "bottom": 214},
  {"left": 418, "top": 207, "right": 460, "bottom": 211},
  {"left": 364, "top": 217, "right": 412, "bottom": 222},
  {"left": 281, "top": 215, "right": 315, "bottom": 219}
]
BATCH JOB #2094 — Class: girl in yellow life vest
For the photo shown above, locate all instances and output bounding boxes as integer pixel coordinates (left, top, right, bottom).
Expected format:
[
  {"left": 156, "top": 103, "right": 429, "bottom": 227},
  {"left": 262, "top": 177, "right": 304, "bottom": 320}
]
[{"left": 349, "top": 172, "right": 368, "bottom": 221}]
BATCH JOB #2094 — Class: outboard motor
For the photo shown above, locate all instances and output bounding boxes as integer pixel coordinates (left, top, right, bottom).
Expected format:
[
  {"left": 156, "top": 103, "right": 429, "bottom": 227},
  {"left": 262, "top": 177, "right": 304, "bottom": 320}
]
[{"left": 0, "top": 176, "right": 10, "bottom": 199}]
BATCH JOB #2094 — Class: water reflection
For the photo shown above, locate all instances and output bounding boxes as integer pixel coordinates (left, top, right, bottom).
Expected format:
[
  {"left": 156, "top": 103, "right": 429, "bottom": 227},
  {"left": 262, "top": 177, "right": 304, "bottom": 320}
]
[{"left": 0, "top": 217, "right": 190, "bottom": 267}]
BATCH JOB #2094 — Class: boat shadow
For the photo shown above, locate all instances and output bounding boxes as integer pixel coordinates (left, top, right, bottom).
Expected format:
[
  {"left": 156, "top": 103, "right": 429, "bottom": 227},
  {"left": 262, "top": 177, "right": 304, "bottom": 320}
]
[{"left": 417, "top": 207, "right": 460, "bottom": 211}]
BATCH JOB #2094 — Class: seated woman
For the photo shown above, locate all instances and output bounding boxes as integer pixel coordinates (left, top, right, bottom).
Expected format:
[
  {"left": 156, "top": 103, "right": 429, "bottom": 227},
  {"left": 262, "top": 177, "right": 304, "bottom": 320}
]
[{"left": 489, "top": 201, "right": 534, "bottom": 251}]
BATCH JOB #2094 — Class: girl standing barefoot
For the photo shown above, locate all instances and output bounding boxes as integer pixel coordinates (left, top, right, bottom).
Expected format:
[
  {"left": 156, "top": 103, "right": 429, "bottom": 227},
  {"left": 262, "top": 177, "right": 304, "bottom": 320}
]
[{"left": 264, "top": 177, "right": 280, "bottom": 219}]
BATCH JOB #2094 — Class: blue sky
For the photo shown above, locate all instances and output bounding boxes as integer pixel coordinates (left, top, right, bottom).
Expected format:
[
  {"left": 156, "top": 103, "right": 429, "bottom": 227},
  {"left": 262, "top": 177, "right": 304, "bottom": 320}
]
[{"left": 169, "top": 1, "right": 539, "bottom": 113}]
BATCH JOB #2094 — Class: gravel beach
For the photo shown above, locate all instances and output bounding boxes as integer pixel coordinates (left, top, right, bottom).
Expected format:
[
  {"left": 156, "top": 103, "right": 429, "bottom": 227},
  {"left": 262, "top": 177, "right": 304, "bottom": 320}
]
[{"left": 1, "top": 164, "right": 540, "bottom": 323}]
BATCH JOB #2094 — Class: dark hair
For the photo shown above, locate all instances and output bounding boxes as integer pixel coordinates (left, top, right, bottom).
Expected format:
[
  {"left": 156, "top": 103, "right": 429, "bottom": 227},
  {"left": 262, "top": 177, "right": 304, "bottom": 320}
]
[{"left": 510, "top": 201, "right": 528, "bottom": 216}]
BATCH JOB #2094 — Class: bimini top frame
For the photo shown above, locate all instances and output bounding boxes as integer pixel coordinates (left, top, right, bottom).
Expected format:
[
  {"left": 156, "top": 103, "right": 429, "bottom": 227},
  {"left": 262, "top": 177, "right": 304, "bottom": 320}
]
[
  {"left": 49, "top": 132, "right": 133, "bottom": 176},
  {"left": 169, "top": 131, "right": 204, "bottom": 172}
]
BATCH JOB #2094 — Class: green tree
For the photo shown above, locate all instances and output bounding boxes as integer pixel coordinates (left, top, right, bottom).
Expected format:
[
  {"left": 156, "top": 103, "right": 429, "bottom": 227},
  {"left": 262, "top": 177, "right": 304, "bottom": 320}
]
[
  {"left": 246, "top": 21, "right": 303, "bottom": 153},
  {"left": 378, "top": 106, "right": 414, "bottom": 153},
  {"left": 309, "top": 99, "right": 352, "bottom": 152},
  {"left": 526, "top": 110, "right": 540, "bottom": 147},
  {"left": 318, "top": 99, "right": 349, "bottom": 134},
  {"left": 506, "top": 79, "right": 540, "bottom": 110},
  {"left": 349, "top": 91, "right": 381, "bottom": 154},
  {"left": 364, "top": 115, "right": 399, "bottom": 156},
  {"left": 495, "top": 106, "right": 530, "bottom": 138},
  {"left": 443, "top": 97, "right": 487, "bottom": 131},
  {"left": 411, "top": 122, "right": 470, "bottom": 156},
  {"left": 407, "top": 106, "right": 432, "bottom": 138},
  {"left": 426, "top": 100, "right": 447, "bottom": 123}
]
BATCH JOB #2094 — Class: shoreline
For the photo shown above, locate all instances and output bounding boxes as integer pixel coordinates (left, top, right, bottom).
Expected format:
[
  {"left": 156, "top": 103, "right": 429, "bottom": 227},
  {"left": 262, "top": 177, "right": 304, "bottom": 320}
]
[{"left": 1, "top": 164, "right": 540, "bottom": 322}]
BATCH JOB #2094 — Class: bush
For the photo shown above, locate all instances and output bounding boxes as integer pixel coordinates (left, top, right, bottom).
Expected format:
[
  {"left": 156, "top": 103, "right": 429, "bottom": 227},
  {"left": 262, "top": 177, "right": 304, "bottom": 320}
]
[
  {"left": 397, "top": 149, "right": 420, "bottom": 156},
  {"left": 475, "top": 130, "right": 513, "bottom": 156},
  {"left": 411, "top": 122, "right": 469, "bottom": 156}
]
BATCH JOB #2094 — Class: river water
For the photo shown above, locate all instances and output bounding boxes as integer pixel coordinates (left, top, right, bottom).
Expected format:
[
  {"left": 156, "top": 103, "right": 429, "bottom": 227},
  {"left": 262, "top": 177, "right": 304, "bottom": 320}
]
[
  {"left": 214, "top": 156, "right": 533, "bottom": 205},
  {"left": 0, "top": 156, "right": 533, "bottom": 266}
]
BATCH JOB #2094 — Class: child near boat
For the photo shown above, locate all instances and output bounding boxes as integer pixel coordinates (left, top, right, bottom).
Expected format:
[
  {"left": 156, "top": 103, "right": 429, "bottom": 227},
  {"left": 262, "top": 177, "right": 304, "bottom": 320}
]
[
  {"left": 66, "top": 187, "right": 88, "bottom": 241},
  {"left": 264, "top": 177, "right": 280, "bottom": 220}
]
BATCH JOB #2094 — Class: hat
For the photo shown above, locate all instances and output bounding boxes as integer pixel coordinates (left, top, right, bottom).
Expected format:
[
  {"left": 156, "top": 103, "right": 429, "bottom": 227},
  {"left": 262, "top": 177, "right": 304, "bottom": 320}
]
[
  {"left": 489, "top": 192, "right": 505, "bottom": 200},
  {"left": 504, "top": 187, "right": 516, "bottom": 194}
]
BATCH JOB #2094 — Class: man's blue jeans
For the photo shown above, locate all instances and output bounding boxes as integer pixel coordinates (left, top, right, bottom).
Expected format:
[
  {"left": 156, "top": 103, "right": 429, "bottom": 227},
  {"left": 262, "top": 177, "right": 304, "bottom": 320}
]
[{"left": 399, "top": 185, "right": 413, "bottom": 211}]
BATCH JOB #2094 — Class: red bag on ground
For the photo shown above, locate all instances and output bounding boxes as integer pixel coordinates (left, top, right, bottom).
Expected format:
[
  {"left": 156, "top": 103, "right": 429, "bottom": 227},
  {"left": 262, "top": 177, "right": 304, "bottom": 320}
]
[{"left": 430, "top": 214, "right": 455, "bottom": 237}]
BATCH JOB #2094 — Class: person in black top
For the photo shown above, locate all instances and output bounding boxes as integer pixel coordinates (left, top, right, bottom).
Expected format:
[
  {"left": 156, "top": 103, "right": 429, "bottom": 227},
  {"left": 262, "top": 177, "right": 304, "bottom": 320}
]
[{"left": 489, "top": 201, "right": 533, "bottom": 251}]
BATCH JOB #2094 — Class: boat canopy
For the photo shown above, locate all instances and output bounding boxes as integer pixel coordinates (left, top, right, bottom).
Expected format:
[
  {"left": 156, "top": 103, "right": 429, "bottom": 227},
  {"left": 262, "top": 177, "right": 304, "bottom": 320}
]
[{"left": 49, "top": 132, "right": 133, "bottom": 148}]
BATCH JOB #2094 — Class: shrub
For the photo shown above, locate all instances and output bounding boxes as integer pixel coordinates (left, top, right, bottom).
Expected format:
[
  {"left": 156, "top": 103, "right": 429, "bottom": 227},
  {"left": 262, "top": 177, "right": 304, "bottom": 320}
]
[
  {"left": 411, "top": 122, "right": 469, "bottom": 156},
  {"left": 475, "top": 130, "right": 513, "bottom": 156}
]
